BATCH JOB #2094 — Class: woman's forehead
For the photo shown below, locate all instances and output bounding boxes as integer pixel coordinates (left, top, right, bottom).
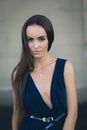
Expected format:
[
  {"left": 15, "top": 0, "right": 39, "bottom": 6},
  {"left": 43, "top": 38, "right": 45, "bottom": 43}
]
[{"left": 26, "top": 25, "right": 47, "bottom": 37}]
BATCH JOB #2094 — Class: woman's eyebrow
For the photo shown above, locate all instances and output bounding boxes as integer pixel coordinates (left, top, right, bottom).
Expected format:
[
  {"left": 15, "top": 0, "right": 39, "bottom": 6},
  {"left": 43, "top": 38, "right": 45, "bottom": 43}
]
[
  {"left": 26, "top": 36, "right": 47, "bottom": 39},
  {"left": 38, "top": 36, "right": 47, "bottom": 38},
  {"left": 26, "top": 37, "right": 33, "bottom": 39}
]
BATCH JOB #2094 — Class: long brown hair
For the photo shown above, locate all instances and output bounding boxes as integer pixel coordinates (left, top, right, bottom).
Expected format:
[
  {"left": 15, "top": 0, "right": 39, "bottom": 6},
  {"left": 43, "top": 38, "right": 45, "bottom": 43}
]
[{"left": 11, "top": 14, "right": 54, "bottom": 116}]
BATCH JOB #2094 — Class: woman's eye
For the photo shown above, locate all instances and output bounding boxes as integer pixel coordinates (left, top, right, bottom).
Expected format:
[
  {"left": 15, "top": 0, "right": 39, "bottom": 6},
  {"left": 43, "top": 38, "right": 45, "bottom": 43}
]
[
  {"left": 27, "top": 38, "right": 33, "bottom": 42},
  {"left": 39, "top": 37, "right": 45, "bottom": 41}
]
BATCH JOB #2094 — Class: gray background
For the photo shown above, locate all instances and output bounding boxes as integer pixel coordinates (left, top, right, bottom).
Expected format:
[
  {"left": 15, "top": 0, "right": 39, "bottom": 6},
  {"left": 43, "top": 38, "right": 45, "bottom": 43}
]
[
  {"left": 0, "top": 0, "right": 87, "bottom": 105},
  {"left": 0, "top": 0, "right": 87, "bottom": 130}
]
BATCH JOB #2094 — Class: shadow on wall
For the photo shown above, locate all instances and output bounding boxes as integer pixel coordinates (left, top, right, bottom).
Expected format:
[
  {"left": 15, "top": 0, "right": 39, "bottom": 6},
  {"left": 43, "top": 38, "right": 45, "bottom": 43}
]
[{"left": 0, "top": 102, "right": 87, "bottom": 130}]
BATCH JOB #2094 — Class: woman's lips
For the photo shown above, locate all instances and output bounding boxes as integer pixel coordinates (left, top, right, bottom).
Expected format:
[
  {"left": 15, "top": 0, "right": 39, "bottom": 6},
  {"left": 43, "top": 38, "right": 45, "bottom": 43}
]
[{"left": 32, "top": 51, "right": 41, "bottom": 54}]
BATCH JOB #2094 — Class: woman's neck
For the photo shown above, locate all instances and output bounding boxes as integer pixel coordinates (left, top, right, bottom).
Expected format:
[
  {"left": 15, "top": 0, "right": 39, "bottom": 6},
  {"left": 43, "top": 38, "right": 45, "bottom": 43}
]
[{"left": 34, "top": 55, "right": 52, "bottom": 70}]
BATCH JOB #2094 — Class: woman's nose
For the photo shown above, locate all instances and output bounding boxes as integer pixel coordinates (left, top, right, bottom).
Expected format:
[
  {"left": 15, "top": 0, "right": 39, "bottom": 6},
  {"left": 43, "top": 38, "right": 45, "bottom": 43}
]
[{"left": 34, "top": 41, "right": 40, "bottom": 48}]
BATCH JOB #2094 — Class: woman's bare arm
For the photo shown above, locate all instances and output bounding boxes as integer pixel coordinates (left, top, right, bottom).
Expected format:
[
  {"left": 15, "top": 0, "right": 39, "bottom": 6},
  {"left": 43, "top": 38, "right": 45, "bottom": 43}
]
[
  {"left": 63, "top": 61, "right": 78, "bottom": 130},
  {"left": 12, "top": 88, "right": 19, "bottom": 130},
  {"left": 12, "top": 70, "right": 21, "bottom": 130}
]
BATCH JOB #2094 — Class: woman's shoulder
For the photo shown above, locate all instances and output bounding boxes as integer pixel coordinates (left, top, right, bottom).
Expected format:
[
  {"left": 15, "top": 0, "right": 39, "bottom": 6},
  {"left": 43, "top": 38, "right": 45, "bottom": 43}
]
[
  {"left": 64, "top": 60, "right": 74, "bottom": 75},
  {"left": 11, "top": 67, "right": 18, "bottom": 88},
  {"left": 56, "top": 58, "right": 74, "bottom": 73},
  {"left": 13, "top": 69, "right": 17, "bottom": 79},
  {"left": 56, "top": 57, "right": 67, "bottom": 68},
  {"left": 57, "top": 57, "right": 67, "bottom": 62},
  {"left": 57, "top": 58, "right": 74, "bottom": 71}
]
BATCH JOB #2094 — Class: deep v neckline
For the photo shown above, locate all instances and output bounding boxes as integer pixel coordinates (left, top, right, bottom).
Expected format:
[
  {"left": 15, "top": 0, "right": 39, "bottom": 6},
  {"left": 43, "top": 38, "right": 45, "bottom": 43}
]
[{"left": 29, "top": 59, "right": 57, "bottom": 111}]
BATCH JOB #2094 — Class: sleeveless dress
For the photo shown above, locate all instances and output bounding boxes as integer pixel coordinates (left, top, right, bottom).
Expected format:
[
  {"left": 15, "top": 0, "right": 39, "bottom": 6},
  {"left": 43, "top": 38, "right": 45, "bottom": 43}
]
[{"left": 19, "top": 58, "right": 67, "bottom": 130}]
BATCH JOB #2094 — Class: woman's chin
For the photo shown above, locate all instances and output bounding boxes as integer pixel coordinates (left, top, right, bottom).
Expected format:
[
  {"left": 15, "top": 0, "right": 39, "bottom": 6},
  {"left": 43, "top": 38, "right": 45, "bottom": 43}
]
[{"left": 33, "top": 55, "right": 42, "bottom": 59}]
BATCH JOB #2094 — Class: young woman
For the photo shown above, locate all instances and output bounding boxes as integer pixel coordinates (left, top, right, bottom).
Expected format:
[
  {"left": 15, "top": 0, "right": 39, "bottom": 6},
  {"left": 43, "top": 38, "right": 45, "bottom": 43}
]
[{"left": 11, "top": 15, "right": 78, "bottom": 130}]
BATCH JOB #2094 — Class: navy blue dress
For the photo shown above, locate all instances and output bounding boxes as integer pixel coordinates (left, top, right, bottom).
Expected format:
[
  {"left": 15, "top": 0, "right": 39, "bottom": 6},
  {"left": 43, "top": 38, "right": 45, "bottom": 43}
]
[{"left": 19, "top": 58, "right": 67, "bottom": 130}]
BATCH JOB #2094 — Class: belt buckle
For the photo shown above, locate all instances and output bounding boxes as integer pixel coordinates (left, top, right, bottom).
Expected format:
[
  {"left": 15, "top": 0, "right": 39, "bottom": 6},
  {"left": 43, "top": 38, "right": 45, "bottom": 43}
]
[{"left": 42, "top": 117, "right": 54, "bottom": 123}]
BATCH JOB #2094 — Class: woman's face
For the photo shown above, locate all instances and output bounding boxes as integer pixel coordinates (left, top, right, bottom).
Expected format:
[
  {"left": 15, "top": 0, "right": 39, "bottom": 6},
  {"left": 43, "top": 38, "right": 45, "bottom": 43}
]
[{"left": 26, "top": 24, "right": 49, "bottom": 59}]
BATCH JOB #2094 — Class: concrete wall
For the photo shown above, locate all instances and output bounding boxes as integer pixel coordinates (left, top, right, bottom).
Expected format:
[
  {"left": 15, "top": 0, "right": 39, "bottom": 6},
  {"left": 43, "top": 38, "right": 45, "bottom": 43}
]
[{"left": 0, "top": 0, "right": 87, "bottom": 105}]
